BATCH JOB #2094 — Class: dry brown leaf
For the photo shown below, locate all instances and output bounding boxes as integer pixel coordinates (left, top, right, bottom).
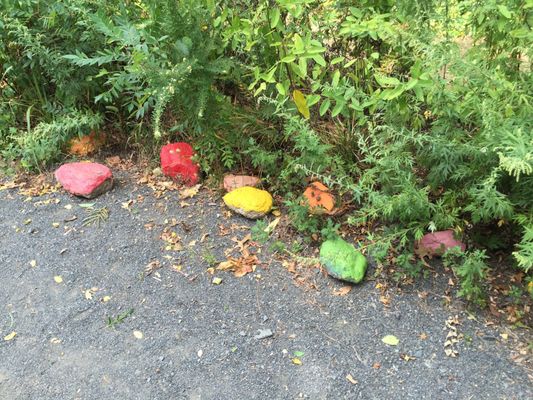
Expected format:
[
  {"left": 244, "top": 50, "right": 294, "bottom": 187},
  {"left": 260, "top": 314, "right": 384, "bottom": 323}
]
[
  {"left": 333, "top": 285, "right": 352, "bottom": 296},
  {"left": 180, "top": 184, "right": 201, "bottom": 199}
]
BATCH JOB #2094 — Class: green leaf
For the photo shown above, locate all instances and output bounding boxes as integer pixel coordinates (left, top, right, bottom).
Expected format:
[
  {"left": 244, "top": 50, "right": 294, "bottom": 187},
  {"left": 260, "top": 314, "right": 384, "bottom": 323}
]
[
  {"left": 276, "top": 83, "right": 286, "bottom": 96},
  {"left": 381, "top": 86, "right": 405, "bottom": 100},
  {"left": 382, "top": 335, "right": 399, "bottom": 346},
  {"left": 293, "top": 90, "right": 310, "bottom": 119},
  {"left": 294, "top": 350, "right": 305, "bottom": 357},
  {"left": 281, "top": 55, "right": 296, "bottom": 63},
  {"left": 307, "top": 94, "right": 320, "bottom": 107},
  {"left": 375, "top": 74, "right": 400, "bottom": 87},
  {"left": 331, "top": 100, "right": 345, "bottom": 117},
  {"left": 313, "top": 55, "right": 326, "bottom": 67},
  {"left": 331, "top": 56, "right": 345, "bottom": 65},
  {"left": 332, "top": 70, "right": 341, "bottom": 87},
  {"left": 344, "top": 59, "right": 357, "bottom": 68},
  {"left": 319, "top": 99, "right": 331, "bottom": 116},
  {"left": 270, "top": 7, "right": 281, "bottom": 28},
  {"left": 497, "top": 5, "right": 512, "bottom": 19}
]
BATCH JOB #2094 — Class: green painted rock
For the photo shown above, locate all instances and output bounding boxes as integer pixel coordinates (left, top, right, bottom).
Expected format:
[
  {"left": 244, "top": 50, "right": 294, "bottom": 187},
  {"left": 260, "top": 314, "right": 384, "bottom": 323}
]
[{"left": 319, "top": 238, "right": 367, "bottom": 283}]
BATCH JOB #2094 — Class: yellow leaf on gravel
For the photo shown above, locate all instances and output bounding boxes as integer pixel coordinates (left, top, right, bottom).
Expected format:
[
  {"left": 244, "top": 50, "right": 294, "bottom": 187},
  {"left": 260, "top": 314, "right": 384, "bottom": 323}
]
[
  {"left": 102, "top": 296, "right": 111, "bottom": 303},
  {"left": 30, "top": 260, "right": 37, "bottom": 268},
  {"left": 382, "top": 335, "right": 399, "bottom": 346},
  {"left": 346, "top": 374, "right": 358, "bottom": 385},
  {"left": 4, "top": 331, "right": 17, "bottom": 341},
  {"left": 54, "top": 276, "right": 63, "bottom": 284},
  {"left": 212, "top": 277, "right": 223, "bottom": 285},
  {"left": 133, "top": 330, "right": 144, "bottom": 339},
  {"left": 292, "top": 357, "right": 302, "bottom": 365}
]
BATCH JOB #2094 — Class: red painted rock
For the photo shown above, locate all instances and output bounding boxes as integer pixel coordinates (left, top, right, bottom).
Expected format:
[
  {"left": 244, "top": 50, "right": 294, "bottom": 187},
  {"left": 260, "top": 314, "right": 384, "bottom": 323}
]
[
  {"left": 223, "top": 175, "right": 260, "bottom": 192},
  {"left": 55, "top": 162, "right": 113, "bottom": 199},
  {"left": 416, "top": 230, "right": 466, "bottom": 257},
  {"left": 160, "top": 142, "right": 199, "bottom": 185}
]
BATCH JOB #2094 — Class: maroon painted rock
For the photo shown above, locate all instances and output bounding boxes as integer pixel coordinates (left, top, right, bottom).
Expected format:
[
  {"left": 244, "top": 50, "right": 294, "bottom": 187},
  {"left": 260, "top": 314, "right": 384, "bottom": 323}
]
[
  {"left": 416, "top": 230, "right": 466, "bottom": 257},
  {"left": 223, "top": 175, "right": 260, "bottom": 192},
  {"left": 55, "top": 162, "right": 113, "bottom": 199},
  {"left": 160, "top": 142, "right": 199, "bottom": 186}
]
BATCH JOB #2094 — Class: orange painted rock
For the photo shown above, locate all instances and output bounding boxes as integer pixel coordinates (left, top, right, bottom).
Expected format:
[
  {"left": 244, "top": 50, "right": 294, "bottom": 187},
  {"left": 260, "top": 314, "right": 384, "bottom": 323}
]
[
  {"left": 68, "top": 132, "right": 105, "bottom": 156},
  {"left": 303, "top": 181, "right": 335, "bottom": 214},
  {"left": 223, "top": 175, "right": 260, "bottom": 192}
]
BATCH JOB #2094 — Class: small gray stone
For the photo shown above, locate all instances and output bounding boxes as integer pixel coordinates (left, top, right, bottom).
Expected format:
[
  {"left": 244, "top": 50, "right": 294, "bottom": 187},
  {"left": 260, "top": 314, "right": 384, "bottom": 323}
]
[{"left": 254, "top": 329, "right": 273, "bottom": 340}]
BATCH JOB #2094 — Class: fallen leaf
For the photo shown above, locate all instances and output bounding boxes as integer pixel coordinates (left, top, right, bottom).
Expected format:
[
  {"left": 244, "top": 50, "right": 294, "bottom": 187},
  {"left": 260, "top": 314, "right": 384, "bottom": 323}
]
[
  {"left": 419, "top": 332, "right": 428, "bottom": 340},
  {"left": 217, "top": 254, "right": 258, "bottom": 278},
  {"left": 333, "top": 285, "right": 352, "bottom": 296},
  {"left": 272, "top": 210, "right": 281, "bottom": 217},
  {"left": 30, "top": 260, "right": 37, "bottom": 268},
  {"left": 23, "top": 218, "right": 32, "bottom": 225},
  {"left": 382, "top": 335, "right": 399, "bottom": 346},
  {"left": 400, "top": 353, "right": 416, "bottom": 361},
  {"left": 50, "top": 337, "right": 61, "bottom": 344},
  {"left": 372, "top": 362, "right": 381, "bottom": 369},
  {"left": 133, "top": 330, "right": 144, "bottom": 339},
  {"left": 4, "top": 331, "right": 17, "bottom": 341},
  {"left": 346, "top": 374, "right": 358, "bottom": 385},
  {"left": 102, "top": 296, "right": 111, "bottom": 302},
  {"left": 144, "top": 260, "right": 161, "bottom": 276},
  {"left": 52, "top": 222, "right": 60, "bottom": 228},
  {"left": 263, "top": 217, "right": 281, "bottom": 235},
  {"left": 500, "top": 333, "right": 509, "bottom": 340},
  {"left": 180, "top": 184, "right": 201, "bottom": 199},
  {"left": 292, "top": 357, "right": 302, "bottom": 365},
  {"left": 54, "top": 275, "right": 63, "bottom": 284},
  {"left": 212, "top": 277, "right": 223, "bottom": 285}
]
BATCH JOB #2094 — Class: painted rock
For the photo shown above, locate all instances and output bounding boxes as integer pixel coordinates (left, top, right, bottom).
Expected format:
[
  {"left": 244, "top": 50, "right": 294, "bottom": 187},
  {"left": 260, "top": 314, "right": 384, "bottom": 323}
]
[
  {"left": 223, "top": 186, "right": 273, "bottom": 219},
  {"left": 302, "top": 181, "right": 335, "bottom": 214},
  {"left": 416, "top": 230, "right": 466, "bottom": 257},
  {"left": 223, "top": 175, "right": 260, "bottom": 192},
  {"left": 55, "top": 162, "right": 113, "bottom": 199},
  {"left": 320, "top": 238, "right": 367, "bottom": 283},
  {"left": 68, "top": 131, "right": 105, "bottom": 156},
  {"left": 160, "top": 142, "right": 199, "bottom": 185}
]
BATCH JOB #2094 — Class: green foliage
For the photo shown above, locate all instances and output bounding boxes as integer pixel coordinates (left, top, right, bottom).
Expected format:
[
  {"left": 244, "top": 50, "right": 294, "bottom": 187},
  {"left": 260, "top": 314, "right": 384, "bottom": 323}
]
[
  {"left": 2, "top": 0, "right": 532, "bottom": 303},
  {"left": 444, "top": 249, "right": 489, "bottom": 306}
]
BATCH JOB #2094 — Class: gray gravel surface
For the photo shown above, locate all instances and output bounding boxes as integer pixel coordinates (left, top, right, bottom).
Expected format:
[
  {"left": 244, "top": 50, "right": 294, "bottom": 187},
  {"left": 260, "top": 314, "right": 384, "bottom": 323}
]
[{"left": 0, "top": 171, "right": 531, "bottom": 400}]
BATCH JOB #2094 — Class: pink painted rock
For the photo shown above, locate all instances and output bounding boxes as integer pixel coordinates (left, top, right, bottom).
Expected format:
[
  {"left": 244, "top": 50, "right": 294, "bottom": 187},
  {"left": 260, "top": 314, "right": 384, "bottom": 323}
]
[
  {"left": 416, "top": 230, "right": 466, "bottom": 257},
  {"left": 160, "top": 142, "right": 199, "bottom": 186},
  {"left": 223, "top": 175, "right": 260, "bottom": 192},
  {"left": 55, "top": 162, "right": 113, "bottom": 199}
]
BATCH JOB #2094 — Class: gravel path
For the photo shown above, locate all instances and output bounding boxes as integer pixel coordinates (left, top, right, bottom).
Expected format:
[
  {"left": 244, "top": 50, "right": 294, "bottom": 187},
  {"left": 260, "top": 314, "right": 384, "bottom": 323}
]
[{"left": 0, "top": 170, "right": 531, "bottom": 399}]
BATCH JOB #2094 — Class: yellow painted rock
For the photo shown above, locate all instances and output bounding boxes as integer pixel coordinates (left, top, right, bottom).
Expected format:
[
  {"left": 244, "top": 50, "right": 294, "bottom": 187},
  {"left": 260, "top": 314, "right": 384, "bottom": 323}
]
[{"left": 223, "top": 186, "right": 273, "bottom": 219}]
